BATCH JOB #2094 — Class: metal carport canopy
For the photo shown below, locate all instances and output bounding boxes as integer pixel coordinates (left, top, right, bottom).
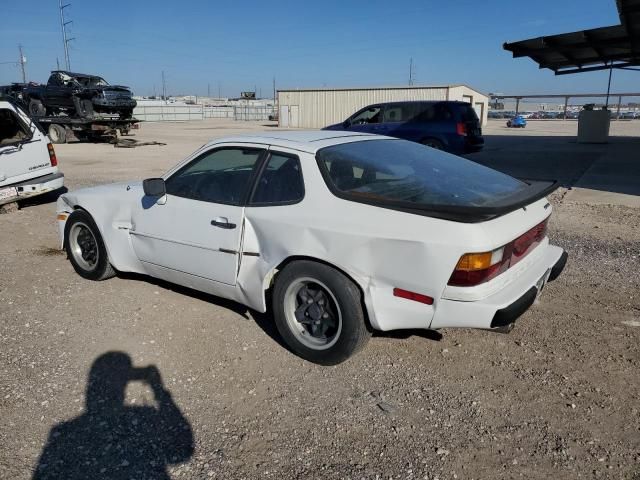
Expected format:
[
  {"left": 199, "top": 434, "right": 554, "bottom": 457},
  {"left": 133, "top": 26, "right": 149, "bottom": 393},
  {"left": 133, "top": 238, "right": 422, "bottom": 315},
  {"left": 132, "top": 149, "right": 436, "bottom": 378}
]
[{"left": 503, "top": 0, "right": 640, "bottom": 75}]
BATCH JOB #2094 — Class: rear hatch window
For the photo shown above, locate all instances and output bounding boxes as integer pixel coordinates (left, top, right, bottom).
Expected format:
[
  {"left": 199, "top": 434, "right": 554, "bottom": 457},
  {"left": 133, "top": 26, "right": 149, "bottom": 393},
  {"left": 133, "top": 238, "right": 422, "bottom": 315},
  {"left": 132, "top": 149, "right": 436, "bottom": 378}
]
[{"left": 317, "top": 139, "right": 556, "bottom": 222}]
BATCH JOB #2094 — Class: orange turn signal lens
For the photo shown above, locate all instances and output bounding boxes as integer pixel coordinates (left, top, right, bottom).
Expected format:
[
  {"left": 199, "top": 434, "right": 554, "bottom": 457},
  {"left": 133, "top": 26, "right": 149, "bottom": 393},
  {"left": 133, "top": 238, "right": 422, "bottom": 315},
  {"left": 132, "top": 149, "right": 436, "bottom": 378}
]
[
  {"left": 455, "top": 248, "right": 504, "bottom": 271},
  {"left": 455, "top": 252, "right": 493, "bottom": 271},
  {"left": 57, "top": 213, "right": 68, "bottom": 221}
]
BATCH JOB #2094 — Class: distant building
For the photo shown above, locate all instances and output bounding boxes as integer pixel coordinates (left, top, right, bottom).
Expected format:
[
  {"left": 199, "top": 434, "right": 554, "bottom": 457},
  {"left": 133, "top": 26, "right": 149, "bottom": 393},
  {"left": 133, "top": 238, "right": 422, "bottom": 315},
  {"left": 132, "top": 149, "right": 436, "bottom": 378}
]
[{"left": 277, "top": 85, "right": 488, "bottom": 128}]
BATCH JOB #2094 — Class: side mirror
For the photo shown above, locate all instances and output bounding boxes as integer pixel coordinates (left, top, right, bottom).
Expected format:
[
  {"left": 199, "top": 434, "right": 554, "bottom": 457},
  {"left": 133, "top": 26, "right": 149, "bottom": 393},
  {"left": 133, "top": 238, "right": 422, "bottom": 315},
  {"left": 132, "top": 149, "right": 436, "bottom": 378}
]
[
  {"left": 143, "top": 178, "right": 166, "bottom": 197},
  {"left": 343, "top": 120, "right": 351, "bottom": 128}
]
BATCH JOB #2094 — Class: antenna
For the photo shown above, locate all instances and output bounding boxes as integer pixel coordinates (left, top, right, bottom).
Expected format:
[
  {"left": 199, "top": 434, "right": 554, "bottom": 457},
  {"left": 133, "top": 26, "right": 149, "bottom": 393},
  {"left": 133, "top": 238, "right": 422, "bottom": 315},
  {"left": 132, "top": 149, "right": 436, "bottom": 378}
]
[{"left": 59, "top": 0, "right": 74, "bottom": 70}]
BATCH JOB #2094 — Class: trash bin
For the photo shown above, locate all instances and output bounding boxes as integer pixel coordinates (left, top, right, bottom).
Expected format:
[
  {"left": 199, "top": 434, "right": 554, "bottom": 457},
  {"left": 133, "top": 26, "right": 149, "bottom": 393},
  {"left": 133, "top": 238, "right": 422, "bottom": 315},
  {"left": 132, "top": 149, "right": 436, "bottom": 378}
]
[{"left": 577, "top": 109, "right": 610, "bottom": 143}]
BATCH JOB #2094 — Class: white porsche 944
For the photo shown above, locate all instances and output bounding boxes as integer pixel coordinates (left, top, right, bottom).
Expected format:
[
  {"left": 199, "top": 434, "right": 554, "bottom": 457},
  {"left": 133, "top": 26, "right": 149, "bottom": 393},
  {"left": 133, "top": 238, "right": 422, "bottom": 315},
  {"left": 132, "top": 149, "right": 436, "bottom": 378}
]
[{"left": 56, "top": 131, "right": 567, "bottom": 364}]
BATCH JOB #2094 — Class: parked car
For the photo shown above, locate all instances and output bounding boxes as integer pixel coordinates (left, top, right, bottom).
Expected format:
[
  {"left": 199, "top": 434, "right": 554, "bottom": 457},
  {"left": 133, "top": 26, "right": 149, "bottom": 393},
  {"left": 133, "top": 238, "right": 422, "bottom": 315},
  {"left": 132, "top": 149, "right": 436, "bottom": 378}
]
[
  {"left": 24, "top": 71, "right": 136, "bottom": 119},
  {"left": 506, "top": 115, "right": 527, "bottom": 128},
  {"left": 323, "top": 101, "right": 484, "bottom": 154},
  {"left": 56, "top": 131, "right": 566, "bottom": 364},
  {"left": 0, "top": 98, "right": 64, "bottom": 206}
]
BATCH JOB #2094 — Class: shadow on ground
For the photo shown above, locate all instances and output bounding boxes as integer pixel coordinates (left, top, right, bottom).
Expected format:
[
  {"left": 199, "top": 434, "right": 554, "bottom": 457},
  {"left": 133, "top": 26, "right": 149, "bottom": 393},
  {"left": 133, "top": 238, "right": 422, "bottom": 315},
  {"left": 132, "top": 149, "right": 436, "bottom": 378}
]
[
  {"left": 13, "top": 186, "right": 68, "bottom": 210},
  {"left": 116, "top": 272, "right": 443, "bottom": 354},
  {"left": 32, "top": 352, "right": 194, "bottom": 480},
  {"left": 465, "top": 134, "right": 640, "bottom": 197}
]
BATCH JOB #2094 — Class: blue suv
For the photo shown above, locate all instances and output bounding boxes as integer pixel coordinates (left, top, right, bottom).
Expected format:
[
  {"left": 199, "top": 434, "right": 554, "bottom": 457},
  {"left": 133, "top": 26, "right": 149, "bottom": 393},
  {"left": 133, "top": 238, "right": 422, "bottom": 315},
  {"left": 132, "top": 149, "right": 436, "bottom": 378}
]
[{"left": 323, "top": 101, "right": 484, "bottom": 154}]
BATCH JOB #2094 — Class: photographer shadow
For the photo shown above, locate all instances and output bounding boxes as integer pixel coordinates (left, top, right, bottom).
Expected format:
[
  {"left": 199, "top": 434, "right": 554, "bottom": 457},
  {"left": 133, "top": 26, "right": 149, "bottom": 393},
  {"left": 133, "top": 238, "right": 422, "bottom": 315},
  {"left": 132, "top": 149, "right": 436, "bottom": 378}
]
[{"left": 33, "top": 352, "right": 194, "bottom": 480}]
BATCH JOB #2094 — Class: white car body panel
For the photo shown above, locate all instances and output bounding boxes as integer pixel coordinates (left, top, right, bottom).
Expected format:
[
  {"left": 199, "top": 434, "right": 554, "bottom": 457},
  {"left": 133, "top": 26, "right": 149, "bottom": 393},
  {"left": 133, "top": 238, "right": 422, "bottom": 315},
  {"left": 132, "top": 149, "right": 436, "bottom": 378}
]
[
  {"left": 0, "top": 100, "right": 63, "bottom": 205},
  {"left": 57, "top": 131, "right": 564, "bottom": 332}
]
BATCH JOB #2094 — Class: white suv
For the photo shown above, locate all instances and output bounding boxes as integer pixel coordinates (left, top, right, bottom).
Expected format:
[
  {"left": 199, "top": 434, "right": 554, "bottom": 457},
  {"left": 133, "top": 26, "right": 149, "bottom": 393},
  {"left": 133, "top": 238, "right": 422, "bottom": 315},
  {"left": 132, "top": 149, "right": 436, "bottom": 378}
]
[{"left": 0, "top": 99, "right": 64, "bottom": 206}]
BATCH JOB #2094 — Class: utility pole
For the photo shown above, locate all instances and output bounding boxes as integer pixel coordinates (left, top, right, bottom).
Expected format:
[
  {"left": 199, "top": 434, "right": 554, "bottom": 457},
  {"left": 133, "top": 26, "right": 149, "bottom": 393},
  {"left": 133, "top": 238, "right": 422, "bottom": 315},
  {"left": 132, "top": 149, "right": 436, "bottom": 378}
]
[
  {"left": 272, "top": 76, "right": 276, "bottom": 101},
  {"left": 59, "top": 0, "right": 74, "bottom": 70},
  {"left": 18, "top": 45, "right": 26, "bottom": 83},
  {"left": 161, "top": 71, "right": 166, "bottom": 101},
  {"left": 409, "top": 58, "right": 414, "bottom": 86}
]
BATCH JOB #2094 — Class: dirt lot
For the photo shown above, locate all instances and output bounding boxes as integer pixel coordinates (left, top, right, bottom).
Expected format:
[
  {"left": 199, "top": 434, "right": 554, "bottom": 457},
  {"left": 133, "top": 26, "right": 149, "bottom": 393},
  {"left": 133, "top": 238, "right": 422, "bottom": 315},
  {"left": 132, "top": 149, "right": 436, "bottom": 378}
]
[{"left": 1, "top": 119, "right": 639, "bottom": 479}]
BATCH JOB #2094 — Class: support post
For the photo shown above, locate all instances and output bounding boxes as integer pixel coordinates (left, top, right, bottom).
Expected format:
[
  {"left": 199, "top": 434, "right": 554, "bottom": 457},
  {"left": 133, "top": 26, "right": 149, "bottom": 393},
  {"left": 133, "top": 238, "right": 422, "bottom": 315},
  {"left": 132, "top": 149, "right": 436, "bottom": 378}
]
[
  {"left": 563, "top": 96, "right": 569, "bottom": 120},
  {"left": 515, "top": 98, "right": 520, "bottom": 115},
  {"left": 616, "top": 96, "right": 622, "bottom": 120}
]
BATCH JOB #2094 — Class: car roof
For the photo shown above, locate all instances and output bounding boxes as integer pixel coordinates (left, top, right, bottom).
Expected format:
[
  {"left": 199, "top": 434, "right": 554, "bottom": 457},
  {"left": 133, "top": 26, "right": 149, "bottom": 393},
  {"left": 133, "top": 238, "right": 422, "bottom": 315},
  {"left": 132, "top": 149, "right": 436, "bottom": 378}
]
[
  {"left": 205, "top": 130, "right": 385, "bottom": 153},
  {"left": 50, "top": 70, "right": 102, "bottom": 79}
]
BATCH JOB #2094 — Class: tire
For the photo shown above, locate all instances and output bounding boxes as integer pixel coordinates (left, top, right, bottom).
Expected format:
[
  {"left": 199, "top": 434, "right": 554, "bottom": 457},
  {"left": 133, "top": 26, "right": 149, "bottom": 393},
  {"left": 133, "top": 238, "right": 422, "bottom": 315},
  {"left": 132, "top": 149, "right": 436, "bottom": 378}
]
[
  {"left": 28, "top": 99, "right": 46, "bottom": 117},
  {"left": 272, "top": 260, "right": 371, "bottom": 365},
  {"left": 78, "top": 99, "right": 94, "bottom": 119},
  {"left": 48, "top": 124, "right": 67, "bottom": 144},
  {"left": 64, "top": 210, "right": 116, "bottom": 281},
  {"left": 421, "top": 138, "right": 445, "bottom": 150}
]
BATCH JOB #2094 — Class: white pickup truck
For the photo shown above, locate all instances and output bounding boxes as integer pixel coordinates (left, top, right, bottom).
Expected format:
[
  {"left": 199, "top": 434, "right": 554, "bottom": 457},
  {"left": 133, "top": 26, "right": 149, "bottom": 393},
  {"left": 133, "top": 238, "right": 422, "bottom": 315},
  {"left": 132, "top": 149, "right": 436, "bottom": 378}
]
[{"left": 0, "top": 99, "right": 64, "bottom": 207}]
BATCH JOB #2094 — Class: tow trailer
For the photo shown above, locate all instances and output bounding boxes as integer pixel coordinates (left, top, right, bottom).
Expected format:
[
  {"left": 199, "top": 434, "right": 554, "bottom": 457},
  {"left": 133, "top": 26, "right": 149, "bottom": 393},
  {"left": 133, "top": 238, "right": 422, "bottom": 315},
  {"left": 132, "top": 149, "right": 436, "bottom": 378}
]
[{"left": 35, "top": 116, "right": 140, "bottom": 144}]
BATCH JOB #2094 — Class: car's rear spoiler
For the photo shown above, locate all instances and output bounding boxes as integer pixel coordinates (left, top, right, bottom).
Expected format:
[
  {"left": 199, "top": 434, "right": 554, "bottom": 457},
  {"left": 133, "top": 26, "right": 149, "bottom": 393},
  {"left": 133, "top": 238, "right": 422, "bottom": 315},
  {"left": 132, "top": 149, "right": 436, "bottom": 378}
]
[{"left": 351, "top": 179, "right": 560, "bottom": 223}]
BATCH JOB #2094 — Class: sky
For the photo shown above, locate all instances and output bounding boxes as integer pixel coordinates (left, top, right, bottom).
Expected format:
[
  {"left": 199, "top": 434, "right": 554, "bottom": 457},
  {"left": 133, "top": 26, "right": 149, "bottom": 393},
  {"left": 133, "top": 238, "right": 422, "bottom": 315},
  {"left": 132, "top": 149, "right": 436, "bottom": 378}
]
[{"left": 1, "top": 0, "right": 638, "bottom": 98}]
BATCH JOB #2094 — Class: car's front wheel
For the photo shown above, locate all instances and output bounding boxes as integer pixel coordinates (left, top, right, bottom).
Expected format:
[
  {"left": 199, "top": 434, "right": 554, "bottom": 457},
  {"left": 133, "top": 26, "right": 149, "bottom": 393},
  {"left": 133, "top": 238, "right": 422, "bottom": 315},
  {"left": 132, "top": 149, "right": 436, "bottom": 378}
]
[
  {"left": 64, "top": 210, "right": 116, "bottom": 281},
  {"left": 273, "top": 261, "right": 371, "bottom": 365}
]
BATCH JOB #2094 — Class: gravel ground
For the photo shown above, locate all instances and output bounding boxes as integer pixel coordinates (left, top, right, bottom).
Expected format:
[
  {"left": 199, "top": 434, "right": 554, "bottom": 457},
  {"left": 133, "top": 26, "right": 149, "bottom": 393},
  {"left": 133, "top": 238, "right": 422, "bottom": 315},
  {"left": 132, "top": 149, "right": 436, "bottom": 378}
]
[{"left": 1, "top": 120, "right": 639, "bottom": 479}]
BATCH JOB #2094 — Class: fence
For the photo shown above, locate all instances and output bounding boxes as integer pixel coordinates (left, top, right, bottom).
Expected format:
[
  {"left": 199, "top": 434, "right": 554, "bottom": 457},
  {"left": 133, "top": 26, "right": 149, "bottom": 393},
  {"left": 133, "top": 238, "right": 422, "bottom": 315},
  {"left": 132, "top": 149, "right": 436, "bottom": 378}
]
[{"left": 133, "top": 104, "right": 276, "bottom": 122}]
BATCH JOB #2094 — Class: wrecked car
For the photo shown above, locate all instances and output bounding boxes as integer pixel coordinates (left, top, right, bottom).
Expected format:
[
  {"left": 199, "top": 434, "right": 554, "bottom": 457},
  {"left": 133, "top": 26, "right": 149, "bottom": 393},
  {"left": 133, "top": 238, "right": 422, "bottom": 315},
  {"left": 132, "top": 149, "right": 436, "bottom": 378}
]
[
  {"left": 24, "top": 71, "right": 136, "bottom": 119},
  {"left": 56, "top": 131, "right": 567, "bottom": 364},
  {"left": 0, "top": 98, "right": 64, "bottom": 207}
]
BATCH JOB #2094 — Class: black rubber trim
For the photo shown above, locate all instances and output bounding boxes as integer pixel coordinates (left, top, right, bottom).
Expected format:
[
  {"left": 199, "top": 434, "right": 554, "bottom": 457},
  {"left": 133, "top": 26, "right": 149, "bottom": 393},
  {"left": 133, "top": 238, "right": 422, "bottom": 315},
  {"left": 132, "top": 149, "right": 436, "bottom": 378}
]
[
  {"left": 548, "top": 251, "right": 568, "bottom": 282},
  {"left": 490, "top": 287, "right": 537, "bottom": 328},
  {"left": 10, "top": 171, "right": 64, "bottom": 187}
]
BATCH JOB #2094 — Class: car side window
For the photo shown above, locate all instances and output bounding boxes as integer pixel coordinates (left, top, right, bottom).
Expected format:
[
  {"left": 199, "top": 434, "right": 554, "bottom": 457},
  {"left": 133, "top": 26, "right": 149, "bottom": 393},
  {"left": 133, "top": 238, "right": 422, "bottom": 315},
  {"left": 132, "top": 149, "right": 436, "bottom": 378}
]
[
  {"left": 0, "top": 109, "right": 30, "bottom": 146},
  {"left": 350, "top": 106, "right": 381, "bottom": 125},
  {"left": 383, "top": 105, "right": 403, "bottom": 123},
  {"left": 250, "top": 152, "right": 304, "bottom": 205},
  {"left": 165, "top": 147, "right": 264, "bottom": 205}
]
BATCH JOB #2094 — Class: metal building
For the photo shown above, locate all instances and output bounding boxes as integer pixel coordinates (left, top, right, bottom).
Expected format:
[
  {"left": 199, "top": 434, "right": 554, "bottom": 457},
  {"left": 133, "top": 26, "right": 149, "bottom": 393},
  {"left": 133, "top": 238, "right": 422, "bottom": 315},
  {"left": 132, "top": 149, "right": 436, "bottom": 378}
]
[{"left": 277, "top": 85, "right": 488, "bottom": 129}]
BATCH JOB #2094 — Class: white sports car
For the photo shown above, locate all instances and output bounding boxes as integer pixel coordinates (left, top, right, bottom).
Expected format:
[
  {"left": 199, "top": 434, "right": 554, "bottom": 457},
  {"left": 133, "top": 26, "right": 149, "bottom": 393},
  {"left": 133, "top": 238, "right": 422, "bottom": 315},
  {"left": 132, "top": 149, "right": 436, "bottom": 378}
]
[{"left": 56, "top": 131, "right": 567, "bottom": 364}]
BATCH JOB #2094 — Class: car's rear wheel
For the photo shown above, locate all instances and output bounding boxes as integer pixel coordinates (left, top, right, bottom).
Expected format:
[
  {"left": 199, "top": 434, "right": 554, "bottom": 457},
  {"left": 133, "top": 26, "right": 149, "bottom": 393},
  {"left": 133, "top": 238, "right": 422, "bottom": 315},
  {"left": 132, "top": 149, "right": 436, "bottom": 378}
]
[
  {"left": 64, "top": 210, "right": 116, "bottom": 281},
  {"left": 421, "top": 138, "right": 444, "bottom": 150},
  {"left": 48, "top": 124, "right": 66, "bottom": 144},
  {"left": 28, "top": 99, "right": 46, "bottom": 117},
  {"left": 273, "top": 260, "right": 371, "bottom": 365}
]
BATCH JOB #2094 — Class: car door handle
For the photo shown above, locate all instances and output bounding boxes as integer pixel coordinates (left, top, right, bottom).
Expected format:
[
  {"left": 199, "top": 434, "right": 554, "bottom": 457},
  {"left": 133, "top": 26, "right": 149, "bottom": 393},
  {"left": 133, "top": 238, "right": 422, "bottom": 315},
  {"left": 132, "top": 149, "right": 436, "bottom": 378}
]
[{"left": 211, "top": 217, "right": 236, "bottom": 229}]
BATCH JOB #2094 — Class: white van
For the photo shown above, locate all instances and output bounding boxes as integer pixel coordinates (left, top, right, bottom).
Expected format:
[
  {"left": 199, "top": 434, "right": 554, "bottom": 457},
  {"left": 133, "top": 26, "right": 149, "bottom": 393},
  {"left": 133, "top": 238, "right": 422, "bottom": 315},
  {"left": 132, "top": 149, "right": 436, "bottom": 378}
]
[{"left": 0, "top": 99, "right": 64, "bottom": 206}]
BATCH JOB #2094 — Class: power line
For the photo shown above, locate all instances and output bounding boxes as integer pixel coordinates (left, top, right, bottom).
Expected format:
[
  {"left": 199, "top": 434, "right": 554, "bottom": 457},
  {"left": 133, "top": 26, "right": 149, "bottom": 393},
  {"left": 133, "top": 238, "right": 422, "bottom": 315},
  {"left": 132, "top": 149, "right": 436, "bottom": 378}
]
[
  {"left": 409, "top": 58, "right": 415, "bottom": 85},
  {"left": 59, "top": 0, "right": 74, "bottom": 70},
  {"left": 18, "top": 45, "right": 26, "bottom": 83}
]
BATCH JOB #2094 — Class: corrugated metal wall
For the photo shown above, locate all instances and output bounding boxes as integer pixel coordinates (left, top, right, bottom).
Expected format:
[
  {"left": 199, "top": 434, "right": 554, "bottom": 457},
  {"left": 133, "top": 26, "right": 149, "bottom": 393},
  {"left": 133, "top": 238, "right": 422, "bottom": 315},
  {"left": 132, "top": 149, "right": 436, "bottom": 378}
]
[{"left": 277, "top": 86, "right": 488, "bottom": 128}]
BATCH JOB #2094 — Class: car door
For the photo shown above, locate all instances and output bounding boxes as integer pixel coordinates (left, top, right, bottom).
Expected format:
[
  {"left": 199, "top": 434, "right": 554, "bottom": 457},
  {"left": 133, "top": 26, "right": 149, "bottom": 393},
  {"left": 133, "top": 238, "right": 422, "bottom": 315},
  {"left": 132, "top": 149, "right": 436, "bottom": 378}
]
[{"left": 129, "top": 145, "right": 266, "bottom": 286}]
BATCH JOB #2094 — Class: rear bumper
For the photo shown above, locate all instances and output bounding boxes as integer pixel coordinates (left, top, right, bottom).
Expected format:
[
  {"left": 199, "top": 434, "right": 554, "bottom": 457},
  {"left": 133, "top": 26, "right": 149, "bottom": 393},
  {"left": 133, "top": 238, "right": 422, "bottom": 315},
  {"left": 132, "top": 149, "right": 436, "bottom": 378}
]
[
  {"left": 0, "top": 172, "right": 64, "bottom": 205},
  {"left": 429, "top": 244, "right": 566, "bottom": 331}
]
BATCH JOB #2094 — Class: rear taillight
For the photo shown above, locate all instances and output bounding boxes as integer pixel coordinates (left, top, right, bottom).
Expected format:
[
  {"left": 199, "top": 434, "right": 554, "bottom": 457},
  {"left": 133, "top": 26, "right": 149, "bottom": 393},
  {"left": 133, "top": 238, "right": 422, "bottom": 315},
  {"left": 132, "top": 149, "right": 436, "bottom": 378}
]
[
  {"left": 448, "top": 217, "right": 550, "bottom": 287},
  {"left": 47, "top": 143, "right": 58, "bottom": 167},
  {"left": 456, "top": 122, "right": 467, "bottom": 136}
]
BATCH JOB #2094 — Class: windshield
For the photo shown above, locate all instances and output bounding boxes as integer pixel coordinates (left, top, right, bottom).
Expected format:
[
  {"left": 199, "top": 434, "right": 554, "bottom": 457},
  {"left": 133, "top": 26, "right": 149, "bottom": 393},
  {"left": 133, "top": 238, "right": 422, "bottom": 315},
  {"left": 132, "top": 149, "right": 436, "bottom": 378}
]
[{"left": 316, "top": 139, "right": 528, "bottom": 208}]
